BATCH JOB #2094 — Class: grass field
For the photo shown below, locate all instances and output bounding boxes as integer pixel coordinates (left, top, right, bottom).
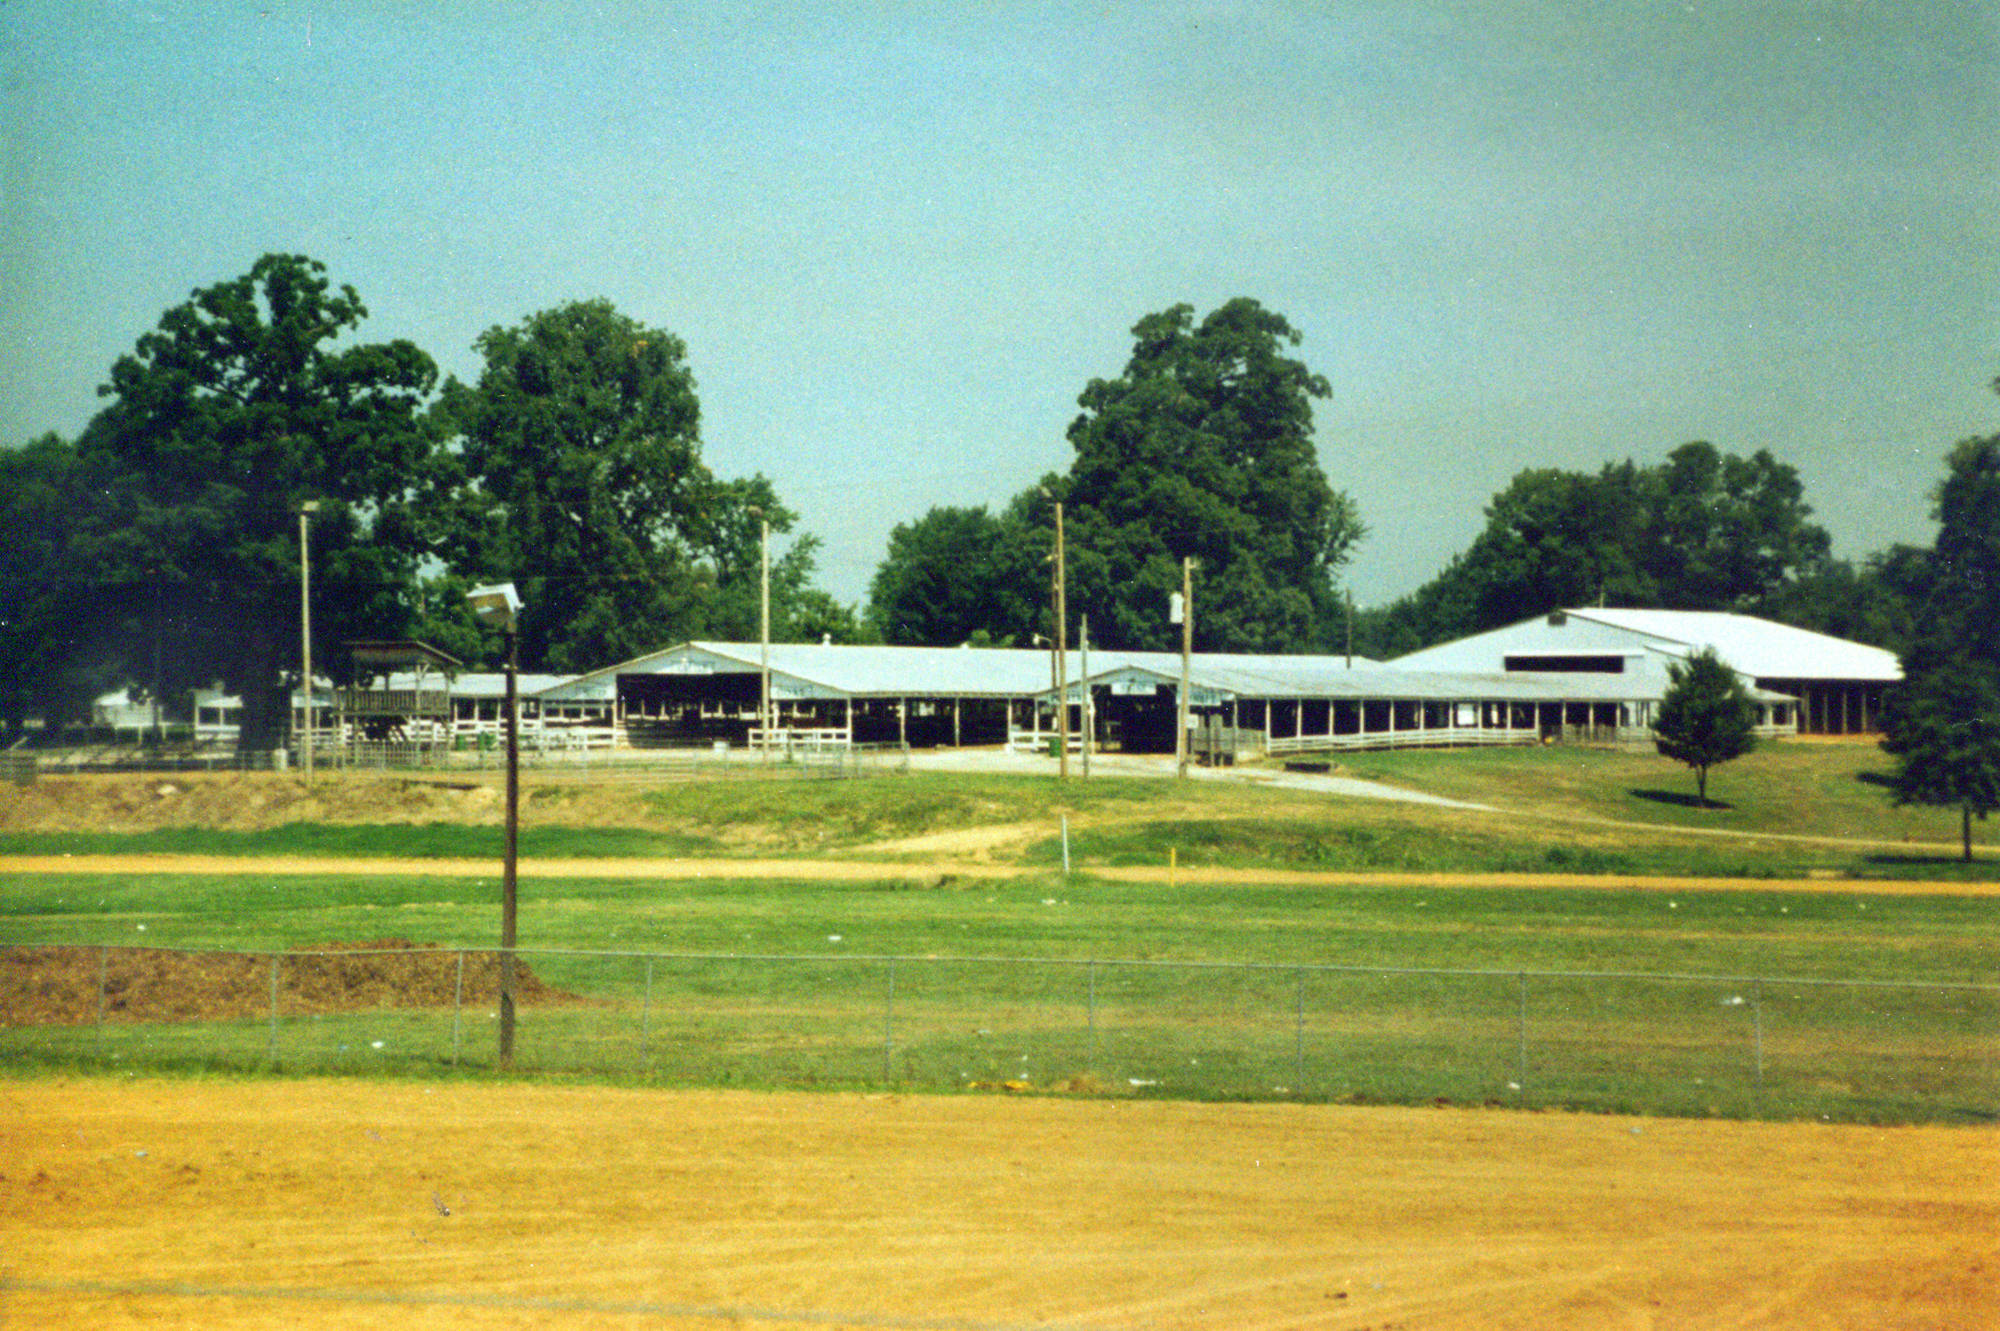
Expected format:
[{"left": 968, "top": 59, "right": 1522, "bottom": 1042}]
[{"left": 2, "top": 745, "right": 1995, "bottom": 1124}]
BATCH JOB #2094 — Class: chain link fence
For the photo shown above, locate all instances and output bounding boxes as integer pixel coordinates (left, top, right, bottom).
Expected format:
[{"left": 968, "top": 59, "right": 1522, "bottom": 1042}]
[{"left": 2, "top": 943, "right": 1992, "bottom": 1123}]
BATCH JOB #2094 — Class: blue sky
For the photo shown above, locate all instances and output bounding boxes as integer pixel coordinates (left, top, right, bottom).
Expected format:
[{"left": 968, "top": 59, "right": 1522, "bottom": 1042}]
[{"left": 4, "top": 1, "right": 1995, "bottom": 609}]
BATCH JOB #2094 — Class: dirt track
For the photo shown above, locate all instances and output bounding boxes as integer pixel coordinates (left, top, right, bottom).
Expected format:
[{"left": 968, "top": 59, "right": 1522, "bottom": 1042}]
[
  {"left": 3, "top": 851, "right": 1995, "bottom": 897},
  {"left": 2, "top": 1077, "right": 1994, "bottom": 1330}
]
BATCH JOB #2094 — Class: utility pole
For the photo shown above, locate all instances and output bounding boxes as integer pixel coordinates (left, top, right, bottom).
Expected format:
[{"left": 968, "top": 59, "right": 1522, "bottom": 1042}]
[
  {"left": 749, "top": 506, "right": 771, "bottom": 761},
  {"left": 1177, "top": 556, "right": 1195, "bottom": 780},
  {"left": 1053, "top": 498, "right": 1068, "bottom": 781},
  {"left": 1079, "top": 614, "right": 1091, "bottom": 780},
  {"left": 298, "top": 502, "right": 319, "bottom": 785}
]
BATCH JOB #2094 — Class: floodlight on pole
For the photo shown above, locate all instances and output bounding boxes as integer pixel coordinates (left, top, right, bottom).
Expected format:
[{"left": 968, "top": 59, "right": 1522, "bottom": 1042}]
[
  {"left": 466, "top": 580, "right": 523, "bottom": 1068},
  {"left": 298, "top": 502, "right": 320, "bottom": 786}
]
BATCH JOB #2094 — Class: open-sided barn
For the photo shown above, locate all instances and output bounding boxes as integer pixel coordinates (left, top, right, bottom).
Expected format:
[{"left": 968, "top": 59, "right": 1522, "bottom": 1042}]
[{"left": 1388, "top": 608, "right": 1901, "bottom": 735}]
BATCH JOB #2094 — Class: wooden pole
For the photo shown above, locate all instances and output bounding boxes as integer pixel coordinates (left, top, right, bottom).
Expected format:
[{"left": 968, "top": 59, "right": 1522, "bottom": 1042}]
[
  {"left": 500, "top": 625, "right": 518, "bottom": 1069},
  {"left": 759, "top": 514, "right": 771, "bottom": 760},
  {"left": 1079, "top": 614, "right": 1091, "bottom": 779},
  {"left": 299, "top": 507, "right": 314, "bottom": 786},
  {"left": 1177, "top": 556, "right": 1194, "bottom": 780},
  {"left": 1054, "top": 499, "right": 1068, "bottom": 780}
]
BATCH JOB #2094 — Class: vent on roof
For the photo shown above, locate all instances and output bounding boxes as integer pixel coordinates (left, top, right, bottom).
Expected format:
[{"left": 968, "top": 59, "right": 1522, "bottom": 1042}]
[{"left": 1548, "top": 611, "right": 1567, "bottom": 627}]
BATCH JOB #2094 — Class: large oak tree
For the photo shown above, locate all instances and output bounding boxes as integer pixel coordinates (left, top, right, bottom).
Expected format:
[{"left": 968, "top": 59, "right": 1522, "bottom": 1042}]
[
  {"left": 1061, "top": 298, "right": 1363, "bottom": 652},
  {"left": 75, "top": 254, "right": 439, "bottom": 749},
  {"left": 430, "top": 299, "right": 834, "bottom": 670}
]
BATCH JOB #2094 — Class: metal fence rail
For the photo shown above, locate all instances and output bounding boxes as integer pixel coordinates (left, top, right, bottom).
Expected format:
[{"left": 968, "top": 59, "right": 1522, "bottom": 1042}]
[{"left": 2, "top": 943, "right": 1992, "bottom": 1123}]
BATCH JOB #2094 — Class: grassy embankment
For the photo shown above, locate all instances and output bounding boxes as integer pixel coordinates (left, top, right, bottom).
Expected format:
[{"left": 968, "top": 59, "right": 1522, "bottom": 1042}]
[{"left": 1, "top": 739, "right": 1994, "bottom": 878}]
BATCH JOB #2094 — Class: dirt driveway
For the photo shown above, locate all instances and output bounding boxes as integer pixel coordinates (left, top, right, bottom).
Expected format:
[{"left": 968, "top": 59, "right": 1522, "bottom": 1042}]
[{"left": 3, "top": 1077, "right": 1993, "bottom": 1330}]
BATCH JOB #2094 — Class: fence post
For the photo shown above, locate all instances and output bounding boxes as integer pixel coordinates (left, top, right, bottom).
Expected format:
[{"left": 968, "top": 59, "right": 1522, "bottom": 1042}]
[
  {"left": 1516, "top": 972, "right": 1529, "bottom": 1091},
  {"left": 267, "top": 954, "right": 281, "bottom": 1067},
  {"left": 642, "top": 958, "right": 654, "bottom": 1061},
  {"left": 451, "top": 950, "right": 464, "bottom": 1067},
  {"left": 1753, "top": 978, "right": 1765, "bottom": 1102},
  {"left": 882, "top": 960, "right": 897, "bottom": 1084},
  {"left": 1087, "top": 960, "right": 1098, "bottom": 1071},
  {"left": 1294, "top": 968, "right": 1306, "bottom": 1096}
]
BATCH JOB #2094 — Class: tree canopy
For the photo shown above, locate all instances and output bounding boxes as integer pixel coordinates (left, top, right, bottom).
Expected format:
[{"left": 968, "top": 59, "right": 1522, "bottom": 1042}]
[
  {"left": 72, "top": 253, "right": 439, "bottom": 748},
  {"left": 1652, "top": 647, "right": 1759, "bottom": 806},
  {"left": 1357, "top": 442, "right": 1832, "bottom": 657},
  {"left": 865, "top": 298, "right": 1363, "bottom": 651},
  {"left": 429, "top": 299, "right": 836, "bottom": 671},
  {"left": 1875, "top": 389, "right": 2000, "bottom": 859},
  {"left": 1061, "top": 299, "right": 1363, "bottom": 652},
  {"left": 867, "top": 502, "right": 1047, "bottom": 646}
]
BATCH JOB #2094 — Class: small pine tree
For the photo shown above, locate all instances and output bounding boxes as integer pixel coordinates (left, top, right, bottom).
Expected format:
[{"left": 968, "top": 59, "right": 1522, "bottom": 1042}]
[
  {"left": 1880, "top": 660, "right": 2000, "bottom": 862},
  {"left": 1653, "top": 648, "right": 1759, "bottom": 806}
]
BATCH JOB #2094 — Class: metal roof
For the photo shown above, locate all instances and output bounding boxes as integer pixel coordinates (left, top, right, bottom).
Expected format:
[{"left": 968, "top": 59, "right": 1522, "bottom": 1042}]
[
  {"left": 1559, "top": 609, "right": 1902, "bottom": 681},
  {"left": 1067, "top": 660, "right": 1775, "bottom": 705}
]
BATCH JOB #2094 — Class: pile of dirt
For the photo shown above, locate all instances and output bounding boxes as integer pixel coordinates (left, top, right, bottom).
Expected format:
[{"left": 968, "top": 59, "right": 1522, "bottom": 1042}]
[
  {"left": 0, "top": 940, "right": 579, "bottom": 1027},
  {"left": 0, "top": 770, "right": 704, "bottom": 834}
]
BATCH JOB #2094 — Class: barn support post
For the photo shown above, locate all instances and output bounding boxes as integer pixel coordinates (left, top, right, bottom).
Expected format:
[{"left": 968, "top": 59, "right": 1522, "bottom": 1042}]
[
  {"left": 953, "top": 698, "right": 961, "bottom": 747},
  {"left": 898, "top": 698, "right": 907, "bottom": 749}
]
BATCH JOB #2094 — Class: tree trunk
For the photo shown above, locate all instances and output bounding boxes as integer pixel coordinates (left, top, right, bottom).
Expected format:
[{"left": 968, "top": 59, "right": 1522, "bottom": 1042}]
[
  {"left": 1696, "top": 765, "right": 1708, "bottom": 806},
  {"left": 234, "top": 630, "right": 286, "bottom": 754},
  {"left": 1965, "top": 804, "right": 1974, "bottom": 863}
]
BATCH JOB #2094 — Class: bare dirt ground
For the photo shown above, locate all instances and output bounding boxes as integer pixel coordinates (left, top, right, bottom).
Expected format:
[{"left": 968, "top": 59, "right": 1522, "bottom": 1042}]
[
  {"left": 0, "top": 943, "right": 577, "bottom": 1027},
  {"left": 2, "top": 1077, "right": 1993, "bottom": 1331}
]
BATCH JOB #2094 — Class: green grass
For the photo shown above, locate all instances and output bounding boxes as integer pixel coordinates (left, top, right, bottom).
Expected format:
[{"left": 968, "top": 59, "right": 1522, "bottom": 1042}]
[
  {"left": 1330, "top": 740, "right": 1971, "bottom": 844},
  {"left": 3, "top": 750, "right": 1995, "bottom": 1121},
  {"left": 4, "top": 863, "right": 1993, "bottom": 983}
]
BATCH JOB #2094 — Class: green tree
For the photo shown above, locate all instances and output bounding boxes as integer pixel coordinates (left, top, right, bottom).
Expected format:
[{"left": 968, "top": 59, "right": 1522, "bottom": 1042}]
[
  {"left": 1880, "top": 661, "right": 2000, "bottom": 861},
  {"left": 431, "top": 300, "right": 830, "bottom": 669},
  {"left": 75, "top": 254, "right": 439, "bottom": 749},
  {"left": 1365, "top": 443, "right": 1832, "bottom": 656},
  {"left": 1632, "top": 442, "right": 1832, "bottom": 609},
  {"left": 1925, "top": 429, "right": 2000, "bottom": 669},
  {"left": 0, "top": 435, "right": 107, "bottom": 737},
  {"left": 1061, "top": 299, "right": 1363, "bottom": 651},
  {"left": 868, "top": 504, "right": 1040, "bottom": 645},
  {"left": 1652, "top": 648, "right": 1760, "bottom": 805}
]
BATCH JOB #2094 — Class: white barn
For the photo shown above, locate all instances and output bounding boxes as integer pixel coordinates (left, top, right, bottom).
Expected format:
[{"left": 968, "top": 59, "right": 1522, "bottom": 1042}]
[{"left": 1389, "top": 609, "right": 1901, "bottom": 735}]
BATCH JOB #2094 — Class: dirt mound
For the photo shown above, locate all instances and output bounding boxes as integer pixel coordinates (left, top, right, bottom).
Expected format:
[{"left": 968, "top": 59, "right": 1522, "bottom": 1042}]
[{"left": 0, "top": 940, "right": 578, "bottom": 1027}]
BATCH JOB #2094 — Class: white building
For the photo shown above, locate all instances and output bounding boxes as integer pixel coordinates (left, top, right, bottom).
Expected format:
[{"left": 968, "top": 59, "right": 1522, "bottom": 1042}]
[{"left": 1389, "top": 609, "right": 1902, "bottom": 735}]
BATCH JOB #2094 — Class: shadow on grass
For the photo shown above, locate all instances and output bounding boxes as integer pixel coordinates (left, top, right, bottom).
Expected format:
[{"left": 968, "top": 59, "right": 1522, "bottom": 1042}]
[
  {"left": 1855, "top": 770, "right": 1896, "bottom": 788},
  {"left": 1859, "top": 852, "right": 1978, "bottom": 869},
  {"left": 1628, "top": 788, "right": 1734, "bottom": 811}
]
